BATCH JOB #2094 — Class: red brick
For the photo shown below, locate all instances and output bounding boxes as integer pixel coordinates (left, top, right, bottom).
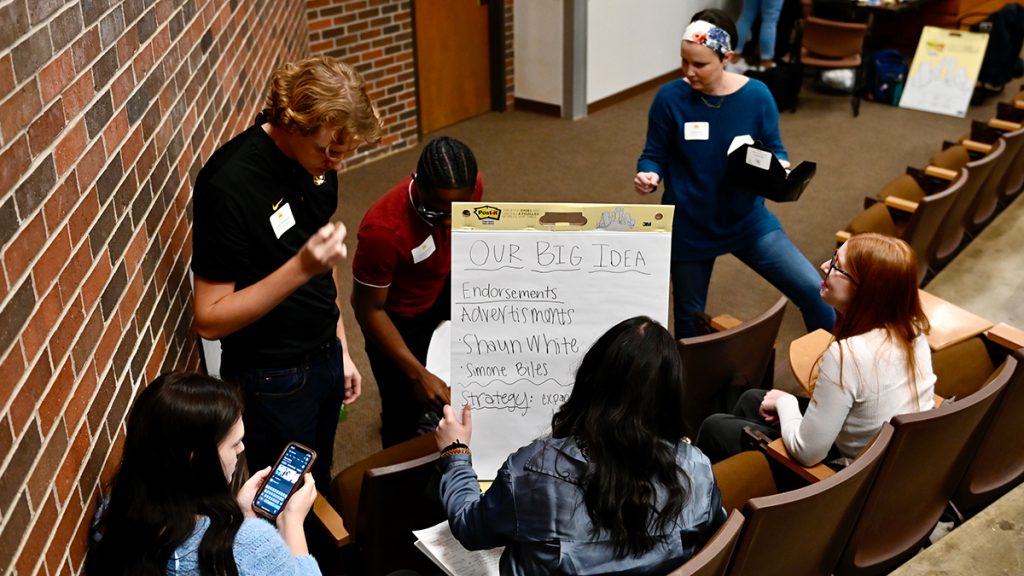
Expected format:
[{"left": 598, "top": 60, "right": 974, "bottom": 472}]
[
  {"left": 115, "top": 24, "right": 139, "bottom": 68},
  {"left": 66, "top": 188, "right": 99, "bottom": 246},
  {"left": 47, "top": 484, "right": 83, "bottom": 571},
  {"left": 102, "top": 108, "right": 129, "bottom": 156},
  {"left": 70, "top": 303, "right": 103, "bottom": 374},
  {"left": 101, "top": 425, "right": 126, "bottom": 487},
  {"left": 0, "top": 80, "right": 41, "bottom": 143},
  {"left": 64, "top": 364, "right": 98, "bottom": 432},
  {"left": 42, "top": 174, "right": 79, "bottom": 234},
  {"left": 69, "top": 488, "right": 92, "bottom": 572},
  {"left": 54, "top": 119, "right": 87, "bottom": 177},
  {"left": 56, "top": 242, "right": 93, "bottom": 306},
  {"left": 0, "top": 345, "right": 25, "bottom": 411},
  {"left": 80, "top": 253, "right": 112, "bottom": 308},
  {"left": 0, "top": 54, "right": 14, "bottom": 104},
  {"left": 28, "top": 100, "right": 67, "bottom": 157},
  {"left": 0, "top": 137, "right": 32, "bottom": 211},
  {"left": 61, "top": 70, "right": 95, "bottom": 121},
  {"left": 39, "top": 357, "right": 76, "bottom": 436},
  {"left": 145, "top": 333, "right": 167, "bottom": 381},
  {"left": 120, "top": 126, "right": 144, "bottom": 171},
  {"left": 93, "top": 314, "right": 122, "bottom": 375},
  {"left": 33, "top": 227, "right": 72, "bottom": 294},
  {"left": 75, "top": 140, "right": 106, "bottom": 191},
  {"left": 71, "top": 26, "right": 101, "bottom": 75},
  {"left": 10, "top": 352, "right": 51, "bottom": 434},
  {"left": 21, "top": 284, "right": 62, "bottom": 361},
  {"left": 3, "top": 212, "right": 46, "bottom": 287},
  {"left": 15, "top": 491, "right": 58, "bottom": 575},
  {"left": 110, "top": 68, "right": 135, "bottom": 110},
  {"left": 39, "top": 49, "right": 77, "bottom": 104},
  {"left": 55, "top": 420, "right": 90, "bottom": 501},
  {"left": 52, "top": 293, "right": 85, "bottom": 363}
]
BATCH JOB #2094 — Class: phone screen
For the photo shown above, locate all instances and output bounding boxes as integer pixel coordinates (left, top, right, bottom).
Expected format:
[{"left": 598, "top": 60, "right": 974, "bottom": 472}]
[{"left": 253, "top": 444, "right": 314, "bottom": 518}]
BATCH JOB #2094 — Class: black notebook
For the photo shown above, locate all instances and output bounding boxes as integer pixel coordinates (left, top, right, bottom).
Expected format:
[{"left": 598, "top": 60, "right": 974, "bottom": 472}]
[{"left": 726, "top": 142, "right": 816, "bottom": 203}]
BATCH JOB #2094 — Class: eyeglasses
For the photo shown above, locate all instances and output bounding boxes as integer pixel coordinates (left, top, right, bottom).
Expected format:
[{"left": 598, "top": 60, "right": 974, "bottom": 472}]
[
  {"left": 826, "top": 251, "right": 858, "bottom": 285},
  {"left": 411, "top": 174, "right": 451, "bottom": 223}
]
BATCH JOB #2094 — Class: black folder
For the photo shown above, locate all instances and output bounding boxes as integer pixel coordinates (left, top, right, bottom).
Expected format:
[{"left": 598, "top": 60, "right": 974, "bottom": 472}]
[{"left": 726, "top": 142, "right": 816, "bottom": 203}]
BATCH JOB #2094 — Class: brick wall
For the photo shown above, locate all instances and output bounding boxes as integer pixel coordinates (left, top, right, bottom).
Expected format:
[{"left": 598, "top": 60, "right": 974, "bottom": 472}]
[
  {"left": 306, "top": 0, "right": 516, "bottom": 162},
  {"left": 0, "top": 1, "right": 311, "bottom": 574}
]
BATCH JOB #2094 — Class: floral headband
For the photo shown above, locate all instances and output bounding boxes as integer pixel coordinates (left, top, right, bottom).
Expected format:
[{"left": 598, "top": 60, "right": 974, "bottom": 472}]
[{"left": 683, "top": 20, "right": 732, "bottom": 57}]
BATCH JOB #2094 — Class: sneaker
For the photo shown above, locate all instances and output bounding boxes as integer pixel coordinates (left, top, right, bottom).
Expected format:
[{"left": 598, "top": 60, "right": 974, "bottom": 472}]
[{"left": 725, "top": 59, "right": 751, "bottom": 74}]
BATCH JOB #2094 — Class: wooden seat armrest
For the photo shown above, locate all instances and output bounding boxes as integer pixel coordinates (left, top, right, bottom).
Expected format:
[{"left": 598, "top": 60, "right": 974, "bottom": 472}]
[
  {"left": 1014, "top": 99, "right": 1024, "bottom": 110},
  {"left": 883, "top": 195, "right": 919, "bottom": 213},
  {"left": 960, "top": 139, "right": 993, "bottom": 154},
  {"left": 989, "top": 118, "right": 1022, "bottom": 131},
  {"left": 835, "top": 230, "right": 851, "bottom": 244},
  {"left": 711, "top": 314, "right": 743, "bottom": 331},
  {"left": 987, "top": 322, "right": 1024, "bottom": 351},
  {"left": 923, "top": 165, "right": 959, "bottom": 181},
  {"left": 314, "top": 492, "right": 351, "bottom": 547},
  {"left": 742, "top": 426, "right": 835, "bottom": 483},
  {"left": 763, "top": 438, "right": 836, "bottom": 483}
]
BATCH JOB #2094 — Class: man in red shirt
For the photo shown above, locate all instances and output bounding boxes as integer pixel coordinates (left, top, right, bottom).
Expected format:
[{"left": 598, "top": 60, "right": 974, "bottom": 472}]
[{"left": 353, "top": 137, "right": 483, "bottom": 447}]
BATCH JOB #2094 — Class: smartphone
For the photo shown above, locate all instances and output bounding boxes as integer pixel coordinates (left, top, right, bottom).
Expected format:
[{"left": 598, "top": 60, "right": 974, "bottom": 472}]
[{"left": 251, "top": 442, "right": 317, "bottom": 520}]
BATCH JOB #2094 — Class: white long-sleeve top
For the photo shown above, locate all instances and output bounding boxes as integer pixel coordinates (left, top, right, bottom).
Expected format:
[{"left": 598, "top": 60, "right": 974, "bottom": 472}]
[{"left": 776, "top": 329, "right": 936, "bottom": 465}]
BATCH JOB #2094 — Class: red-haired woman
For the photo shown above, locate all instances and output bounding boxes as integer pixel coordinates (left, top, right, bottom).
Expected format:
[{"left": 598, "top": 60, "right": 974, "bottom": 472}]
[{"left": 697, "top": 233, "right": 936, "bottom": 466}]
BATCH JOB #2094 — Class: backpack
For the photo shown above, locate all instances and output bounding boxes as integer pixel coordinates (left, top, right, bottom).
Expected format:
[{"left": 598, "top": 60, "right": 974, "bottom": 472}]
[
  {"left": 746, "top": 62, "right": 803, "bottom": 112},
  {"left": 866, "top": 49, "right": 908, "bottom": 105}
]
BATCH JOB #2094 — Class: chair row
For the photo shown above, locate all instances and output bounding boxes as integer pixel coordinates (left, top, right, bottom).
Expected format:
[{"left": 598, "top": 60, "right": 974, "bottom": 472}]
[
  {"left": 835, "top": 95, "right": 1024, "bottom": 286},
  {"left": 671, "top": 349, "right": 1024, "bottom": 576}
]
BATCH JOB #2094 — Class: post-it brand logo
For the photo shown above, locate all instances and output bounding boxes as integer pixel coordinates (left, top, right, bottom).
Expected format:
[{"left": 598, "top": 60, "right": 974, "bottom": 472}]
[{"left": 474, "top": 205, "right": 501, "bottom": 221}]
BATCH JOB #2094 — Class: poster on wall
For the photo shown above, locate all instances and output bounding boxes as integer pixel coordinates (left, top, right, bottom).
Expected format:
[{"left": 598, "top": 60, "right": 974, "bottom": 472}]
[
  {"left": 449, "top": 202, "right": 673, "bottom": 479},
  {"left": 899, "top": 26, "right": 989, "bottom": 118}
]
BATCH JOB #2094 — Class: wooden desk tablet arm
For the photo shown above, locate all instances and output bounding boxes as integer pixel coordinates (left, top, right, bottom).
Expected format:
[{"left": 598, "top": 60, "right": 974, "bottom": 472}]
[
  {"left": 882, "top": 195, "right": 919, "bottom": 214},
  {"left": 923, "top": 165, "right": 959, "bottom": 181},
  {"left": 742, "top": 426, "right": 837, "bottom": 484},
  {"left": 313, "top": 491, "right": 351, "bottom": 547}
]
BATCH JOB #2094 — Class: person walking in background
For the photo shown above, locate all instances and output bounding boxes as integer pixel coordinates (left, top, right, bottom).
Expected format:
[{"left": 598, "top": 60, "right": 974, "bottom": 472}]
[
  {"left": 726, "top": 0, "right": 785, "bottom": 73},
  {"left": 86, "top": 372, "right": 320, "bottom": 575},
  {"left": 353, "top": 137, "right": 482, "bottom": 448},
  {"left": 435, "top": 317, "right": 726, "bottom": 574},
  {"left": 697, "top": 234, "right": 936, "bottom": 466},
  {"left": 635, "top": 9, "right": 833, "bottom": 338},
  {"left": 191, "top": 56, "right": 382, "bottom": 486}
]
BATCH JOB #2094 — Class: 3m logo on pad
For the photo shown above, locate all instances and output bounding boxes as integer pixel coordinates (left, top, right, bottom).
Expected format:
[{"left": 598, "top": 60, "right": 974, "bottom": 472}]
[{"left": 474, "top": 206, "right": 501, "bottom": 221}]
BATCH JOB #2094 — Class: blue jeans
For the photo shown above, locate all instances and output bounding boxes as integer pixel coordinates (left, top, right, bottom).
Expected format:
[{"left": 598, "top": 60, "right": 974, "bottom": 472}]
[
  {"left": 222, "top": 338, "right": 345, "bottom": 488},
  {"left": 735, "top": 0, "right": 785, "bottom": 60},
  {"left": 672, "top": 229, "right": 835, "bottom": 338}
]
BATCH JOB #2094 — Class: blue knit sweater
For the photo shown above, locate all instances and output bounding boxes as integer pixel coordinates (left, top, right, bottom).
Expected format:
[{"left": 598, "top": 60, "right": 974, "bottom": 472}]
[
  {"left": 637, "top": 78, "right": 787, "bottom": 260},
  {"left": 168, "top": 516, "right": 321, "bottom": 575}
]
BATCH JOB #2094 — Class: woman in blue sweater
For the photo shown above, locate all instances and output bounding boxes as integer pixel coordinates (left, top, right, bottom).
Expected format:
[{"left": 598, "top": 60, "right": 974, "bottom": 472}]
[
  {"left": 86, "top": 372, "right": 320, "bottom": 575},
  {"left": 635, "top": 9, "right": 833, "bottom": 337}
]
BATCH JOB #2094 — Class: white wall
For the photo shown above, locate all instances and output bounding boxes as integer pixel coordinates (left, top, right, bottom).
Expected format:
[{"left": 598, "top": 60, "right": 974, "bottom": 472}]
[
  {"left": 513, "top": 0, "right": 741, "bottom": 109},
  {"left": 514, "top": 0, "right": 563, "bottom": 105}
]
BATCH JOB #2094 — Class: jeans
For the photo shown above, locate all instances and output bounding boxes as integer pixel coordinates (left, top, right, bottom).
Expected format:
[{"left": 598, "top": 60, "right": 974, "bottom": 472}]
[
  {"left": 671, "top": 229, "right": 835, "bottom": 338},
  {"left": 735, "top": 0, "right": 785, "bottom": 60},
  {"left": 222, "top": 338, "right": 345, "bottom": 488}
]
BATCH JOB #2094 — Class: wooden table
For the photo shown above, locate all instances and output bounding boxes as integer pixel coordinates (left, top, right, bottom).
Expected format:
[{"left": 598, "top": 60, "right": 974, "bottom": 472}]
[{"left": 789, "top": 290, "right": 994, "bottom": 392}]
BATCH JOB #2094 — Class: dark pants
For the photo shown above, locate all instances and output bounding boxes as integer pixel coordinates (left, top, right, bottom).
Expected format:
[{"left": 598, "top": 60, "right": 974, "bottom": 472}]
[
  {"left": 222, "top": 338, "right": 345, "bottom": 488},
  {"left": 367, "top": 279, "right": 450, "bottom": 448},
  {"left": 696, "top": 388, "right": 812, "bottom": 464}
]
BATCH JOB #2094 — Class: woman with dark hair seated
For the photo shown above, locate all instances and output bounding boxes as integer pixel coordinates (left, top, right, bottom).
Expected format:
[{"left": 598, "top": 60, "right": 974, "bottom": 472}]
[
  {"left": 86, "top": 372, "right": 320, "bottom": 575},
  {"left": 435, "top": 317, "right": 727, "bottom": 575}
]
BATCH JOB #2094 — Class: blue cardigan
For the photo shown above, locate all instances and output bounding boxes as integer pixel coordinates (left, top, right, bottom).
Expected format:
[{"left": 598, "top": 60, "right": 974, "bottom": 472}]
[
  {"left": 637, "top": 78, "right": 787, "bottom": 260},
  {"left": 169, "top": 516, "right": 321, "bottom": 575}
]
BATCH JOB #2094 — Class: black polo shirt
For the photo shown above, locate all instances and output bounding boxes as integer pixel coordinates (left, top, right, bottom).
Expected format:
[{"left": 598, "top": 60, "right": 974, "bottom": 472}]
[{"left": 191, "top": 114, "right": 340, "bottom": 369}]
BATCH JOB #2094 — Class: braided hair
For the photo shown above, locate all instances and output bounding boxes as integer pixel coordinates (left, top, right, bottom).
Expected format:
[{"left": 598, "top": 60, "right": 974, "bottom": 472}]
[{"left": 416, "top": 136, "right": 477, "bottom": 191}]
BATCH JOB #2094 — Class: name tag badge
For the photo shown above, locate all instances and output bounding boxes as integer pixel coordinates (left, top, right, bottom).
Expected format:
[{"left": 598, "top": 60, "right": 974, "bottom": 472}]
[
  {"left": 269, "top": 203, "right": 296, "bottom": 239},
  {"left": 745, "top": 147, "right": 773, "bottom": 170},
  {"left": 411, "top": 235, "right": 436, "bottom": 264},
  {"left": 684, "top": 122, "right": 710, "bottom": 141}
]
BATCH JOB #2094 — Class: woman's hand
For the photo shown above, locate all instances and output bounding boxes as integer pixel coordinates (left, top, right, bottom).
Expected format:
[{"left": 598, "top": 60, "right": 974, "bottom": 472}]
[
  {"left": 634, "top": 172, "right": 661, "bottom": 195},
  {"left": 276, "top": 473, "right": 317, "bottom": 556},
  {"left": 435, "top": 403, "right": 473, "bottom": 451},
  {"left": 759, "top": 389, "right": 791, "bottom": 424},
  {"left": 236, "top": 466, "right": 272, "bottom": 518}
]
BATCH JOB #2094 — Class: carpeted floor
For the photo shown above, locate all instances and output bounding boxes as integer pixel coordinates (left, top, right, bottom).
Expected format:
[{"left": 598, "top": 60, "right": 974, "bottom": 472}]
[{"left": 330, "top": 81, "right": 1010, "bottom": 475}]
